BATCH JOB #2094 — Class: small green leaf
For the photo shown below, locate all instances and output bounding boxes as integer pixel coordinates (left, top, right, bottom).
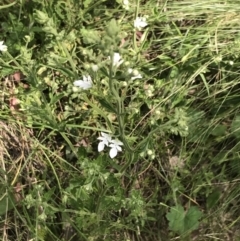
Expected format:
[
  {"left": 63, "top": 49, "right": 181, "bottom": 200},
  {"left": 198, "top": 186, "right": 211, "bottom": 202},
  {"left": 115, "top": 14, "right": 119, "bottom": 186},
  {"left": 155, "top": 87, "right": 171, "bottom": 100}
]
[
  {"left": 207, "top": 189, "right": 221, "bottom": 209},
  {"left": 81, "top": 28, "right": 100, "bottom": 45},
  {"left": 83, "top": 0, "right": 92, "bottom": 8},
  {"left": 211, "top": 124, "right": 227, "bottom": 137},
  {"left": 0, "top": 191, "right": 15, "bottom": 215},
  {"left": 98, "top": 98, "right": 117, "bottom": 114},
  {"left": 105, "top": 19, "right": 120, "bottom": 38},
  {"left": 231, "top": 115, "right": 240, "bottom": 139},
  {"left": 34, "top": 10, "right": 49, "bottom": 24},
  {"left": 0, "top": 1, "right": 16, "bottom": 10}
]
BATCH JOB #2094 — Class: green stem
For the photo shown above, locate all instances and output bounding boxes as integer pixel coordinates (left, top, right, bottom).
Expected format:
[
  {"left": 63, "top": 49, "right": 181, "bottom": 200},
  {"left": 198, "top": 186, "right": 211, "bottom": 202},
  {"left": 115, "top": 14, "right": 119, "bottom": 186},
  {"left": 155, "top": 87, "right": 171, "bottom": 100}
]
[
  {"left": 133, "top": 0, "right": 140, "bottom": 52},
  {"left": 109, "top": 55, "right": 132, "bottom": 152}
]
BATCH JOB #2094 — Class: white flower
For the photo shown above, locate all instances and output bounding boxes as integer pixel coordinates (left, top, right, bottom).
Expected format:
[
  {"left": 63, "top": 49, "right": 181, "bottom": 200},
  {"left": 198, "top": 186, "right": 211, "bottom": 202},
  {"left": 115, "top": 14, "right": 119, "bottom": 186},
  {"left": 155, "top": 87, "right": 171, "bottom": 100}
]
[
  {"left": 73, "top": 75, "right": 92, "bottom": 90},
  {"left": 97, "top": 132, "right": 124, "bottom": 158},
  {"left": 0, "top": 41, "right": 7, "bottom": 52},
  {"left": 109, "top": 139, "right": 123, "bottom": 158},
  {"left": 128, "top": 68, "right": 142, "bottom": 80},
  {"left": 112, "top": 52, "right": 124, "bottom": 67},
  {"left": 123, "top": 0, "right": 129, "bottom": 10},
  {"left": 97, "top": 132, "right": 112, "bottom": 152},
  {"left": 134, "top": 17, "right": 148, "bottom": 30}
]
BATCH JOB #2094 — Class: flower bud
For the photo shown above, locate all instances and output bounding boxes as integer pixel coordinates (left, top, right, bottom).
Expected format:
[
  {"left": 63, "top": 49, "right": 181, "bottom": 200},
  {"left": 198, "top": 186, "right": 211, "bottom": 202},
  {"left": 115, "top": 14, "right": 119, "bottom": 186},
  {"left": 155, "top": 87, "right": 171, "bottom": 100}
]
[
  {"left": 147, "top": 149, "right": 153, "bottom": 156},
  {"left": 122, "top": 81, "right": 127, "bottom": 87},
  {"left": 150, "top": 154, "right": 155, "bottom": 160},
  {"left": 124, "top": 61, "right": 130, "bottom": 67},
  {"left": 146, "top": 89, "right": 153, "bottom": 97},
  {"left": 64, "top": 105, "right": 70, "bottom": 111},
  {"left": 34, "top": 10, "right": 49, "bottom": 24},
  {"left": 84, "top": 63, "right": 90, "bottom": 69},
  {"left": 82, "top": 49, "right": 87, "bottom": 55},
  {"left": 133, "top": 108, "right": 139, "bottom": 114},
  {"left": 91, "top": 64, "right": 98, "bottom": 72},
  {"left": 155, "top": 110, "right": 161, "bottom": 116},
  {"left": 72, "top": 86, "right": 79, "bottom": 92},
  {"left": 150, "top": 119, "right": 155, "bottom": 125},
  {"left": 24, "top": 35, "right": 31, "bottom": 43},
  {"left": 132, "top": 69, "right": 139, "bottom": 76}
]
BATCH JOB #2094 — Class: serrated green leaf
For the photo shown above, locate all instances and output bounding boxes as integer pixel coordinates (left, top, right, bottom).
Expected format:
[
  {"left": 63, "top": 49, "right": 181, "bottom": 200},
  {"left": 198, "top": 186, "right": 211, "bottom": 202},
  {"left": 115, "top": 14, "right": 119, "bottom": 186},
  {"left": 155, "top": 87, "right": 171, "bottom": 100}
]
[
  {"left": 167, "top": 205, "right": 202, "bottom": 235},
  {"left": 166, "top": 205, "right": 185, "bottom": 233},
  {"left": 184, "top": 206, "right": 202, "bottom": 233}
]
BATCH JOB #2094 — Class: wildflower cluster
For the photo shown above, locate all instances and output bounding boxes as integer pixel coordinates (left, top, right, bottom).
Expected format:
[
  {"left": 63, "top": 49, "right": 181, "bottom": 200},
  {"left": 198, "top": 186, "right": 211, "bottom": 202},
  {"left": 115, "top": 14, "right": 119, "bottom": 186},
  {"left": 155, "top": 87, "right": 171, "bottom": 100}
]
[
  {"left": 97, "top": 132, "right": 123, "bottom": 158},
  {"left": 73, "top": 52, "right": 143, "bottom": 90}
]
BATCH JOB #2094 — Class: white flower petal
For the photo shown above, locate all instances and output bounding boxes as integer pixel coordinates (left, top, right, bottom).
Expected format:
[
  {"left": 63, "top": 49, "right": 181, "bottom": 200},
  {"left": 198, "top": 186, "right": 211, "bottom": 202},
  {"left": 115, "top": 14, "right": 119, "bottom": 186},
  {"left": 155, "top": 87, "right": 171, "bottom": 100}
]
[
  {"left": 109, "top": 143, "right": 122, "bottom": 152},
  {"left": 110, "top": 139, "right": 123, "bottom": 146},
  {"left": 131, "top": 74, "right": 142, "bottom": 80},
  {"left": 98, "top": 142, "right": 105, "bottom": 152},
  {"left": 109, "top": 147, "right": 118, "bottom": 158},
  {"left": 97, "top": 137, "right": 108, "bottom": 146},
  {"left": 73, "top": 80, "right": 84, "bottom": 86},
  {"left": 83, "top": 75, "right": 92, "bottom": 82},
  {"left": 117, "top": 145, "right": 122, "bottom": 151},
  {"left": 73, "top": 80, "right": 78, "bottom": 85},
  {"left": 97, "top": 136, "right": 104, "bottom": 141},
  {"left": 101, "top": 132, "right": 112, "bottom": 141}
]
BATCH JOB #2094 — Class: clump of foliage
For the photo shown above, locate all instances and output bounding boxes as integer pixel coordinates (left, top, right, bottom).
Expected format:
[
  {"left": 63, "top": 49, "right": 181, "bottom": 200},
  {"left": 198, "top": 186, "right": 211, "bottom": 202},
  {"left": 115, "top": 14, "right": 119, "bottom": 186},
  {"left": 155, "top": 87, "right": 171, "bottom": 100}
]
[{"left": 1, "top": 0, "right": 240, "bottom": 240}]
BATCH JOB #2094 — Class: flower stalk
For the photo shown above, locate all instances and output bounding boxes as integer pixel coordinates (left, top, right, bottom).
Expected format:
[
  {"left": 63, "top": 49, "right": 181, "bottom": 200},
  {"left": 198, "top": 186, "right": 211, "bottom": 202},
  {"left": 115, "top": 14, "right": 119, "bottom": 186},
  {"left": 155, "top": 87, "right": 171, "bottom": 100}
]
[{"left": 109, "top": 53, "right": 132, "bottom": 152}]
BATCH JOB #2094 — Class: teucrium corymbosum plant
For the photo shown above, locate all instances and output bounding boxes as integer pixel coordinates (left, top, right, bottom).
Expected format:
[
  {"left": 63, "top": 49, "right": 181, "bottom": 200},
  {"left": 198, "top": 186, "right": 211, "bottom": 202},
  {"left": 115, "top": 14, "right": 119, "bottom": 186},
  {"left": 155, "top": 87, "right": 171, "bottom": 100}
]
[{"left": 79, "top": 18, "right": 183, "bottom": 162}]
